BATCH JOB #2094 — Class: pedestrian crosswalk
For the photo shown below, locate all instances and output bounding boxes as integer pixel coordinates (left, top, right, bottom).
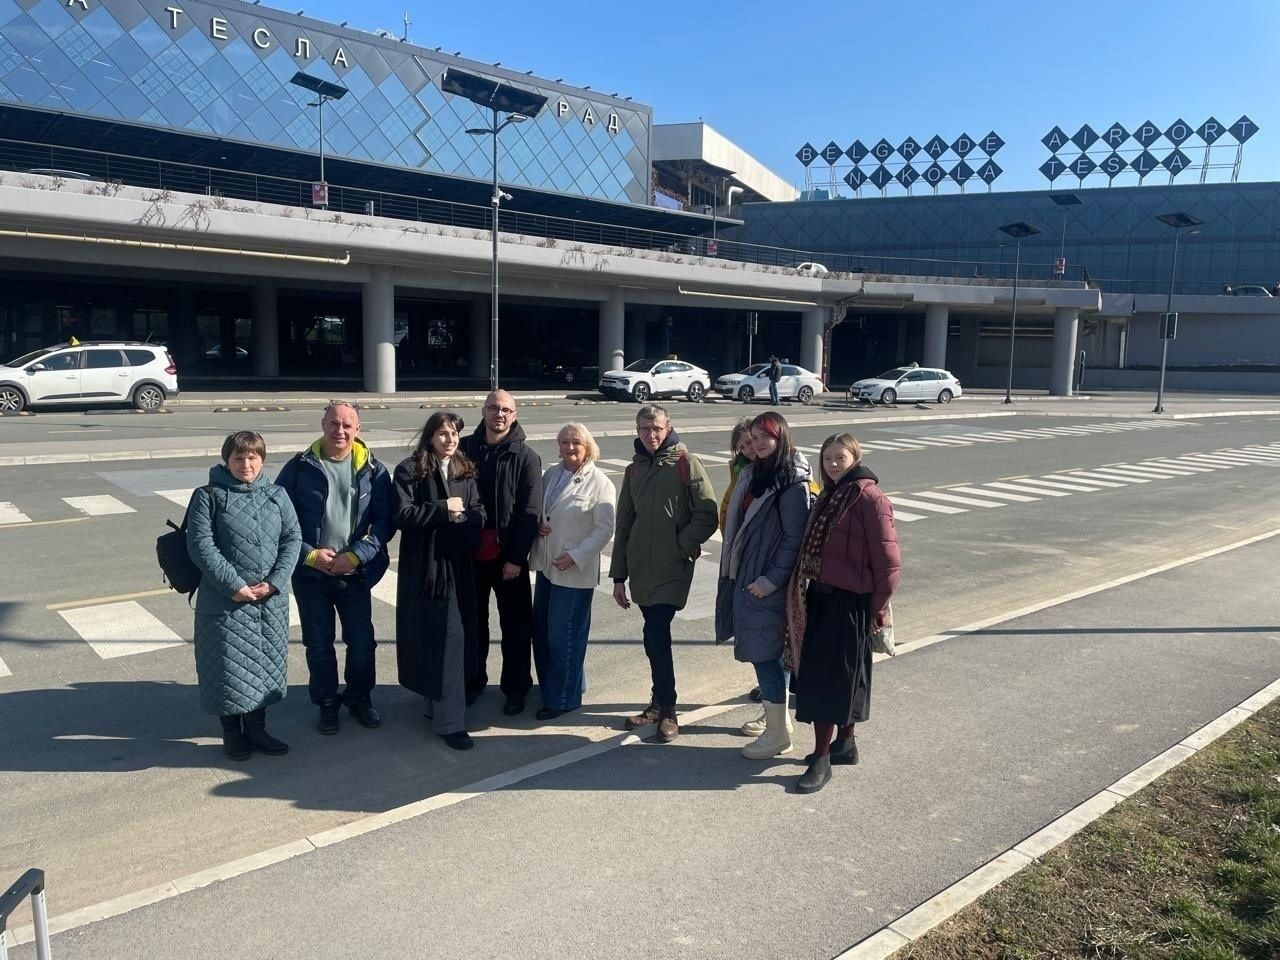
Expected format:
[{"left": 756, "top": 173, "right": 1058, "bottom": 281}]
[{"left": 883, "top": 441, "right": 1280, "bottom": 523}]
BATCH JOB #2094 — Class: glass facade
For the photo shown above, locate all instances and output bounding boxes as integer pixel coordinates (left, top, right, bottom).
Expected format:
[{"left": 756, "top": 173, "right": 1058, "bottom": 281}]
[
  {"left": 732, "top": 180, "right": 1280, "bottom": 295},
  {"left": 0, "top": 0, "right": 652, "bottom": 203}
]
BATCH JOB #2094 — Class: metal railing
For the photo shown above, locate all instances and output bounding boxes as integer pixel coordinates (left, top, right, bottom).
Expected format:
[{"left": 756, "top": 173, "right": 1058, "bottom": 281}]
[{"left": 0, "top": 136, "right": 1099, "bottom": 284}]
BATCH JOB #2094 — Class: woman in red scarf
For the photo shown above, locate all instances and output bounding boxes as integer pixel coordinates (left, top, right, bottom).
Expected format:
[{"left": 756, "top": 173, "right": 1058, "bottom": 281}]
[{"left": 786, "top": 433, "right": 900, "bottom": 793}]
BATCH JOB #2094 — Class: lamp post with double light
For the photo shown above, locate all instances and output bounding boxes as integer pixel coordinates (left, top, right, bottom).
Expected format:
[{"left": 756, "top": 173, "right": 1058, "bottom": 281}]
[
  {"left": 997, "top": 220, "right": 1041, "bottom": 404},
  {"left": 444, "top": 68, "right": 547, "bottom": 391},
  {"left": 289, "top": 72, "right": 349, "bottom": 208},
  {"left": 1152, "top": 211, "right": 1205, "bottom": 414}
]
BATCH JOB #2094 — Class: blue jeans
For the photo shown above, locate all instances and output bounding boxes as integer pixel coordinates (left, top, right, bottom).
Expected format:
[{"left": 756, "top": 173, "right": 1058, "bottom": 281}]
[
  {"left": 753, "top": 657, "right": 788, "bottom": 704},
  {"left": 293, "top": 574, "right": 376, "bottom": 706},
  {"left": 768, "top": 381, "right": 780, "bottom": 405},
  {"left": 532, "top": 574, "right": 594, "bottom": 711}
]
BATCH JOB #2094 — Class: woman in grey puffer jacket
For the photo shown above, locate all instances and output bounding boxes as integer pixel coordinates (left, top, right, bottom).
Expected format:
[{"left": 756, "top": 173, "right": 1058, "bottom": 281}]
[
  {"left": 714, "top": 412, "right": 811, "bottom": 760},
  {"left": 187, "top": 431, "right": 301, "bottom": 760}
]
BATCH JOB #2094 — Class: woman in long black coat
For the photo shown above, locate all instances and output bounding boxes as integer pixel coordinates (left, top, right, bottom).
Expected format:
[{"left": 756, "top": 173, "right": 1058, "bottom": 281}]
[{"left": 393, "top": 411, "right": 485, "bottom": 750}]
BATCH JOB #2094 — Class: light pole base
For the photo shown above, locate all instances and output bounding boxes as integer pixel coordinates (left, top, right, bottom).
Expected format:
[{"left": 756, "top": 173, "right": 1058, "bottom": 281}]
[{"left": 1002, "top": 396, "right": 1014, "bottom": 405}]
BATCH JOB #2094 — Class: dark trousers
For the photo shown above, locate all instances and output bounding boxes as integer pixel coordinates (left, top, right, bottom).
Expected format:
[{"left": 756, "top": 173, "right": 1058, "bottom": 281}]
[
  {"left": 294, "top": 574, "right": 376, "bottom": 706},
  {"left": 471, "top": 556, "right": 534, "bottom": 699},
  {"left": 640, "top": 603, "right": 678, "bottom": 712}
]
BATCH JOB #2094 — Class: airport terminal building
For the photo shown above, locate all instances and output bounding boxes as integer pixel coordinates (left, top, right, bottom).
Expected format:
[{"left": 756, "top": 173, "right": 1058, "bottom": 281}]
[{"left": 0, "top": 0, "right": 1277, "bottom": 396}]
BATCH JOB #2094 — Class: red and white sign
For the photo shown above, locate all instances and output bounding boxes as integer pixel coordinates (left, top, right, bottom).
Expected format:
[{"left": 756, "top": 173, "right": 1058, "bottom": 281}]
[
  {"left": 311, "top": 181, "right": 329, "bottom": 206},
  {"left": 1053, "top": 256, "right": 1066, "bottom": 275},
  {"left": 707, "top": 240, "right": 719, "bottom": 256}
]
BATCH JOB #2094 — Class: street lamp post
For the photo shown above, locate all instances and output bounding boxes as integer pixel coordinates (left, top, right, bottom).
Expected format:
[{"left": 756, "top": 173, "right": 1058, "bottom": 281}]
[
  {"left": 1152, "top": 211, "right": 1205, "bottom": 414},
  {"left": 443, "top": 68, "right": 548, "bottom": 391},
  {"left": 997, "top": 221, "right": 1041, "bottom": 404},
  {"left": 289, "top": 72, "right": 349, "bottom": 207}
]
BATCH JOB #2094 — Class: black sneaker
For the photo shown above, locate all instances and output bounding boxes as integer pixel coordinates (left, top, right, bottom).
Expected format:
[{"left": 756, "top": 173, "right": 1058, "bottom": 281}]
[
  {"left": 317, "top": 698, "right": 340, "bottom": 735},
  {"left": 349, "top": 701, "right": 381, "bottom": 728},
  {"left": 440, "top": 730, "right": 474, "bottom": 751},
  {"left": 502, "top": 695, "right": 526, "bottom": 717}
]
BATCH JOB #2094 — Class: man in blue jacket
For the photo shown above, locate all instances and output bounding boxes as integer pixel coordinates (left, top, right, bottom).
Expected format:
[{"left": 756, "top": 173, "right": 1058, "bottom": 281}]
[{"left": 277, "top": 401, "right": 394, "bottom": 734}]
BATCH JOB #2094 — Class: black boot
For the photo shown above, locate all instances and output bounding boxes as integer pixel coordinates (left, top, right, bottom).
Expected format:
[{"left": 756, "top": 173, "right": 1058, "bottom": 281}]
[
  {"left": 317, "top": 698, "right": 340, "bottom": 735},
  {"left": 220, "top": 715, "right": 251, "bottom": 761},
  {"left": 804, "top": 737, "right": 858, "bottom": 766},
  {"left": 243, "top": 708, "right": 289, "bottom": 756},
  {"left": 796, "top": 754, "right": 832, "bottom": 794}
]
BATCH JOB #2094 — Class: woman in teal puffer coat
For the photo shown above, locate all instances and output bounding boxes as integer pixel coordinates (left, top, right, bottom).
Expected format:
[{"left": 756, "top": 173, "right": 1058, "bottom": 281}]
[{"left": 187, "top": 431, "right": 302, "bottom": 760}]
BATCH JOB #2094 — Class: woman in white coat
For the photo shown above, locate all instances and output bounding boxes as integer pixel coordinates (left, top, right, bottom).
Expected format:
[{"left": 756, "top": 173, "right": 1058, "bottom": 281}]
[{"left": 531, "top": 422, "right": 617, "bottom": 722}]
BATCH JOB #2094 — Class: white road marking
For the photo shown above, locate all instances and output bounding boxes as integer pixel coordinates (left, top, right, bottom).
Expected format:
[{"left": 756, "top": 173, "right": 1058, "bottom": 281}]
[
  {"left": 908, "top": 491, "right": 1005, "bottom": 508},
  {"left": 984, "top": 481, "right": 1072, "bottom": 497},
  {"left": 888, "top": 497, "right": 967, "bottom": 515},
  {"left": 62, "top": 495, "right": 136, "bottom": 516},
  {"left": 155, "top": 488, "right": 195, "bottom": 507},
  {"left": 867, "top": 441, "right": 925, "bottom": 450},
  {"left": 891, "top": 510, "right": 928, "bottom": 522},
  {"left": 1176, "top": 454, "right": 1256, "bottom": 467},
  {"left": 1215, "top": 449, "right": 1280, "bottom": 462},
  {"left": 1040, "top": 473, "right": 1125, "bottom": 488},
  {"left": 0, "top": 654, "right": 10, "bottom": 678},
  {"left": 697, "top": 452, "right": 731, "bottom": 464},
  {"left": 288, "top": 595, "right": 301, "bottom": 627},
  {"left": 1144, "top": 459, "right": 1215, "bottom": 473},
  {"left": 598, "top": 458, "right": 632, "bottom": 468},
  {"left": 0, "top": 502, "right": 31, "bottom": 524},
  {"left": 1109, "top": 463, "right": 1196, "bottom": 477},
  {"left": 1074, "top": 469, "right": 1151, "bottom": 483},
  {"left": 946, "top": 485, "right": 1039, "bottom": 503},
  {"left": 59, "top": 601, "right": 185, "bottom": 659},
  {"left": 1005, "top": 477, "right": 1099, "bottom": 493}
]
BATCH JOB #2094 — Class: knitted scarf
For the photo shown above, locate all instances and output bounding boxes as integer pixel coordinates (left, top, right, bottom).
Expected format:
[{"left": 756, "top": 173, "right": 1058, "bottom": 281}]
[{"left": 784, "top": 465, "right": 876, "bottom": 671}]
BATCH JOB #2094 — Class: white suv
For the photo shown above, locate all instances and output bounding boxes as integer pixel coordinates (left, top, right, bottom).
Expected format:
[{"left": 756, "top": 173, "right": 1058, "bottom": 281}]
[
  {"left": 598, "top": 358, "right": 712, "bottom": 402},
  {"left": 0, "top": 342, "right": 179, "bottom": 412}
]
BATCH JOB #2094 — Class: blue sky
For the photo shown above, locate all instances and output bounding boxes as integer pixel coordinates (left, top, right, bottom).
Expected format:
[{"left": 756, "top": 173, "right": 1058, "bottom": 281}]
[{"left": 301, "top": 0, "right": 1278, "bottom": 194}]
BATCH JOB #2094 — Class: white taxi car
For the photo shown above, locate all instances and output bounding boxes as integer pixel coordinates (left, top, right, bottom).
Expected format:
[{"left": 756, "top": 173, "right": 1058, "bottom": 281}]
[
  {"left": 850, "top": 364, "right": 962, "bottom": 405},
  {"left": 0, "top": 341, "right": 179, "bottom": 412},
  {"left": 598, "top": 357, "right": 712, "bottom": 402},
  {"left": 714, "top": 363, "right": 825, "bottom": 403}
]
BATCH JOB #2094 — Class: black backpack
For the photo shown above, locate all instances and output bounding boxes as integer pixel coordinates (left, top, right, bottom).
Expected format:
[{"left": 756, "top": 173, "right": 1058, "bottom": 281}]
[{"left": 156, "top": 489, "right": 213, "bottom": 596}]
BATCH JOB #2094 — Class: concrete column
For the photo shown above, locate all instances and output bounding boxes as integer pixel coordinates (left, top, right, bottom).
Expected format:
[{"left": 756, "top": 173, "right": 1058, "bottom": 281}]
[
  {"left": 895, "top": 315, "right": 908, "bottom": 363},
  {"left": 625, "top": 310, "right": 646, "bottom": 363},
  {"left": 1050, "top": 306, "right": 1080, "bottom": 396},
  {"left": 468, "top": 296, "right": 489, "bottom": 380},
  {"left": 251, "top": 279, "right": 279, "bottom": 379},
  {"left": 800, "top": 308, "right": 824, "bottom": 376},
  {"left": 362, "top": 265, "right": 395, "bottom": 394},
  {"left": 923, "top": 304, "right": 948, "bottom": 370},
  {"left": 598, "top": 289, "right": 625, "bottom": 373}
]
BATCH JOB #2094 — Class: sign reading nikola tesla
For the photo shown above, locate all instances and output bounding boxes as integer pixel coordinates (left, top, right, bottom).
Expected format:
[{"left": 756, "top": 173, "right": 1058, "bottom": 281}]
[
  {"left": 1040, "top": 116, "right": 1258, "bottom": 183},
  {"left": 796, "top": 132, "right": 1005, "bottom": 192}
]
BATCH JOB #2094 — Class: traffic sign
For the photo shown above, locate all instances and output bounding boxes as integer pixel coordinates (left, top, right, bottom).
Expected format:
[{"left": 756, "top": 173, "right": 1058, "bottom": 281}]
[
  {"left": 707, "top": 240, "right": 718, "bottom": 256},
  {"left": 1054, "top": 257, "right": 1066, "bottom": 276},
  {"left": 311, "top": 181, "right": 329, "bottom": 206},
  {"left": 1159, "top": 312, "right": 1178, "bottom": 340}
]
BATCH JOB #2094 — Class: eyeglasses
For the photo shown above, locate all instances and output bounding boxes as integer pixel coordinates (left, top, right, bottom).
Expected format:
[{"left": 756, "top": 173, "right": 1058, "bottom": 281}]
[
  {"left": 485, "top": 405, "right": 516, "bottom": 415},
  {"left": 637, "top": 425, "right": 668, "bottom": 434}
]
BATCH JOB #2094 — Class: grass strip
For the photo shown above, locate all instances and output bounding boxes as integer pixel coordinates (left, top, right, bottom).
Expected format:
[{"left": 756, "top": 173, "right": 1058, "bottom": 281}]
[{"left": 898, "top": 700, "right": 1280, "bottom": 959}]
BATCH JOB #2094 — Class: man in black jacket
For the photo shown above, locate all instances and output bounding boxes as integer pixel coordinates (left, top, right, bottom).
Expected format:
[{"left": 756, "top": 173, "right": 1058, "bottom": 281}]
[
  {"left": 766, "top": 355, "right": 782, "bottom": 406},
  {"left": 460, "top": 389, "right": 543, "bottom": 715}
]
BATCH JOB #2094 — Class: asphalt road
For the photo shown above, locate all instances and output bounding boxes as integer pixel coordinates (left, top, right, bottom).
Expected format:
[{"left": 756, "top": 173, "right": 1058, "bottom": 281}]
[{"left": 2, "top": 408, "right": 1280, "bottom": 957}]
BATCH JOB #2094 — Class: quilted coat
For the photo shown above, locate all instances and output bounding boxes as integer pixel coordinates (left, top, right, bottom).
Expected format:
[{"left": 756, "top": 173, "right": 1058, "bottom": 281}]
[
  {"left": 187, "top": 465, "right": 302, "bottom": 716},
  {"left": 608, "top": 432, "right": 718, "bottom": 609}
]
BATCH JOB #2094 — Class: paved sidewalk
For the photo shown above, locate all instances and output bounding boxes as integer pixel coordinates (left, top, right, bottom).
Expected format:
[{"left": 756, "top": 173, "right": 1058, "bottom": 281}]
[{"left": 10, "top": 531, "right": 1280, "bottom": 959}]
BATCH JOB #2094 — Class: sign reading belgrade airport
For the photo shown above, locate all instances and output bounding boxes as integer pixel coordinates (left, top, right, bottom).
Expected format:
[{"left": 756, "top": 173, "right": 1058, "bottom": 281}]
[{"left": 797, "top": 115, "right": 1258, "bottom": 194}]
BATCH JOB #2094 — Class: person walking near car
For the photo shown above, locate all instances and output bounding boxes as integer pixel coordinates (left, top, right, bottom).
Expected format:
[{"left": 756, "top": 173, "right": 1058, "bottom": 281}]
[
  {"left": 460, "top": 389, "right": 543, "bottom": 716},
  {"left": 715, "top": 412, "right": 811, "bottom": 760},
  {"left": 392, "top": 411, "right": 485, "bottom": 751},
  {"left": 766, "top": 355, "right": 783, "bottom": 406},
  {"left": 611, "top": 403, "right": 718, "bottom": 742},
  {"left": 530, "top": 422, "right": 615, "bottom": 722},
  {"left": 786, "top": 433, "right": 900, "bottom": 794},
  {"left": 276, "top": 401, "right": 394, "bottom": 736},
  {"left": 188, "top": 431, "right": 301, "bottom": 760}
]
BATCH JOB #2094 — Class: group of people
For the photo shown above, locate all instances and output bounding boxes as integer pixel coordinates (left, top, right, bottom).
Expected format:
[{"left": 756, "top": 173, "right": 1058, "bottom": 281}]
[{"left": 185, "top": 391, "right": 900, "bottom": 794}]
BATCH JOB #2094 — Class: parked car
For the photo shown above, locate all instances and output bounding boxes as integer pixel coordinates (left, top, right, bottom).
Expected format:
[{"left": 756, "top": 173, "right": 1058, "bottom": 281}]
[
  {"left": 1223, "top": 284, "right": 1274, "bottom": 297},
  {"left": 0, "top": 341, "right": 178, "bottom": 412},
  {"left": 598, "top": 357, "right": 711, "bottom": 402},
  {"left": 850, "top": 364, "right": 962, "bottom": 405},
  {"left": 543, "top": 351, "right": 598, "bottom": 384},
  {"left": 714, "top": 362, "right": 825, "bottom": 403},
  {"left": 795, "top": 262, "right": 830, "bottom": 277},
  {"left": 203, "top": 344, "right": 249, "bottom": 359}
]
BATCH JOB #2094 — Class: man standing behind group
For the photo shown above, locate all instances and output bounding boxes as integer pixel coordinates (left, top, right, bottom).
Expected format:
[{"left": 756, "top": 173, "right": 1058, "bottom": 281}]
[
  {"left": 277, "top": 401, "right": 394, "bottom": 735},
  {"left": 611, "top": 403, "right": 718, "bottom": 742},
  {"left": 461, "top": 389, "right": 543, "bottom": 716}
]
